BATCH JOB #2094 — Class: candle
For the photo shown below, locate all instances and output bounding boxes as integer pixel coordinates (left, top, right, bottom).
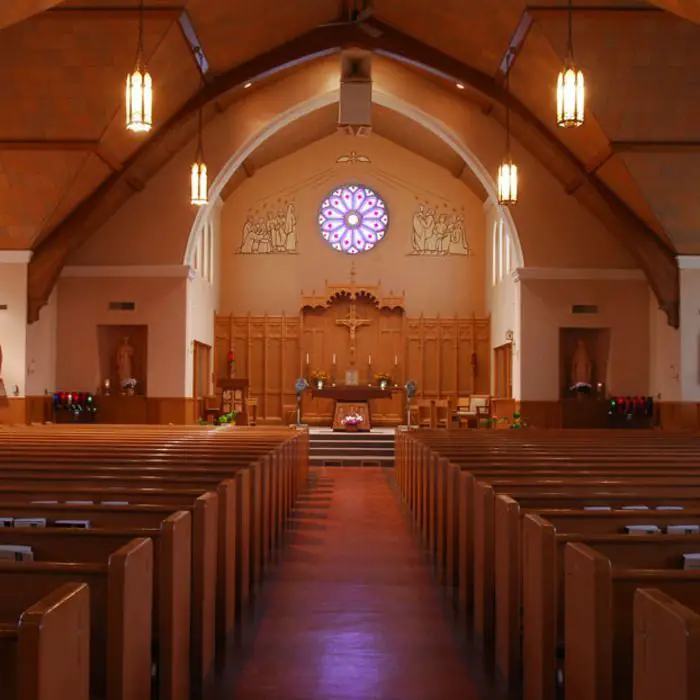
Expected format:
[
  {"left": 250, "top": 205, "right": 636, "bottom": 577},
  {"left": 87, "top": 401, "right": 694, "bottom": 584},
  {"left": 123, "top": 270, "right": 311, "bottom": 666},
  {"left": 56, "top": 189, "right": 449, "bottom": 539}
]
[
  {"left": 394, "top": 354, "right": 398, "bottom": 366},
  {"left": 305, "top": 353, "right": 309, "bottom": 365},
  {"left": 104, "top": 378, "right": 110, "bottom": 389},
  {"left": 332, "top": 354, "right": 336, "bottom": 365},
  {"left": 368, "top": 354, "right": 372, "bottom": 365}
]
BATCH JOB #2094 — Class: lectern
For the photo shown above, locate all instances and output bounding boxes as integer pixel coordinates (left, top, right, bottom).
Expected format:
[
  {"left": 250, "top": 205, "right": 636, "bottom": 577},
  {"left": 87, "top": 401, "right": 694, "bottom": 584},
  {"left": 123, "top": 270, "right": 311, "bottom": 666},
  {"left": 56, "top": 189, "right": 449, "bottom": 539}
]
[{"left": 216, "top": 378, "right": 249, "bottom": 426}]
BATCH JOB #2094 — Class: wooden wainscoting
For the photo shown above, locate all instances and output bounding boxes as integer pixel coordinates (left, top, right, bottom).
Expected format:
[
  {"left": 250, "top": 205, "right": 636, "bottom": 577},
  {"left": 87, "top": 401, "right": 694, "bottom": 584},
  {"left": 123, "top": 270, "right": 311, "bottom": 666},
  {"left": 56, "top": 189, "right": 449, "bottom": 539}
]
[
  {"left": 215, "top": 312, "right": 491, "bottom": 425},
  {"left": 0, "top": 398, "right": 26, "bottom": 425}
]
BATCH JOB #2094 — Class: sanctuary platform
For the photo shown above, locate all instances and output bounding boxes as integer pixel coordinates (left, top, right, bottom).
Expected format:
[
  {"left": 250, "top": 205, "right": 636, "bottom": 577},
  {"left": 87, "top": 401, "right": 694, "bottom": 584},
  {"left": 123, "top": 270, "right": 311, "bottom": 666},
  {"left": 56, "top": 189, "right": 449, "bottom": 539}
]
[{"left": 308, "top": 427, "right": 395, "bottom": 467}]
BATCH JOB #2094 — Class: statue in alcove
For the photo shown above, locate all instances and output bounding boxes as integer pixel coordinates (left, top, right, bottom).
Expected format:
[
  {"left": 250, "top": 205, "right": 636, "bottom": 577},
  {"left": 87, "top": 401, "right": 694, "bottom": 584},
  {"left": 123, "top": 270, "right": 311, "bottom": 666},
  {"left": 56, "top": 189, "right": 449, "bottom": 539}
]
[
  {"left": 116, "top": 337, "right": 135, "bottom": 387},
  {"left": 570, "top": 338, "right": 592, "bottom": 389}
]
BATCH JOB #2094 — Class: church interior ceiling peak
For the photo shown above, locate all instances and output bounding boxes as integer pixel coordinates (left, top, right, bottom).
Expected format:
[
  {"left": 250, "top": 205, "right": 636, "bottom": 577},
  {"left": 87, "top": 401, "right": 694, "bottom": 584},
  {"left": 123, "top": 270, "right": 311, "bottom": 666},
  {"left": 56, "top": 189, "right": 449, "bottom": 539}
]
[{"left": 0, "top": 0, "right": 693, "bottom": 326}]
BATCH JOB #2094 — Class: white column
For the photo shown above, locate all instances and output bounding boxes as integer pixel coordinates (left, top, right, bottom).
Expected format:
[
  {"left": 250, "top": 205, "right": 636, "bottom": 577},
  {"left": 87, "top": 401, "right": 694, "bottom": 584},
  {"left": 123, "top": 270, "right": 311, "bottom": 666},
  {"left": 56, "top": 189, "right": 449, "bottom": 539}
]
[
  {"left": 0, "top": 251, "right": 31, "bottom": 398},
  {"left": 679, "top": 256, "right": 700, "bottom": 401}
]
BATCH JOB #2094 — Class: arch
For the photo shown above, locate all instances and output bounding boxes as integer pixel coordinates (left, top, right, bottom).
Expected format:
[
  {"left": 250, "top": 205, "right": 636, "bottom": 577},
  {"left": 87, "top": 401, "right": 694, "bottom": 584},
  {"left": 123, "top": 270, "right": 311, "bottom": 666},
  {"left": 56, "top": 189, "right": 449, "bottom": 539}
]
[{"left": 184, "top": 90, "right": 525, "bottom": 269}]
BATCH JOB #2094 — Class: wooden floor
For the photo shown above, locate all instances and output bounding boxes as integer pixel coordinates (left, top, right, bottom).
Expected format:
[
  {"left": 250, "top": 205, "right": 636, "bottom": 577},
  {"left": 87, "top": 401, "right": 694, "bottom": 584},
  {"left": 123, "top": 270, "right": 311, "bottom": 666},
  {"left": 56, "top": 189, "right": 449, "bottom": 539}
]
[{"left": 209, "top": 468, "right": 507, "bottom": 700}]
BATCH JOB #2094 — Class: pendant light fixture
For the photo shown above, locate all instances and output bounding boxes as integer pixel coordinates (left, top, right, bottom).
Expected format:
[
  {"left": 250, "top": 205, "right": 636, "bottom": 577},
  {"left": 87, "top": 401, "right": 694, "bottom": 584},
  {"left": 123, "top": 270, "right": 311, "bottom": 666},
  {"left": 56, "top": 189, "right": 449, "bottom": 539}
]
[
  {"left": 497, "top": 52, "right": 518, "bottom": 206},
  {"left": 126, "top": 0, "right": 153, "bottom": 133},
  {"left": 190, "top": 51, "right": 207, "bottom": 206},
  {"left": 556, "top": 0, "right": 585, "bottom": 128}
]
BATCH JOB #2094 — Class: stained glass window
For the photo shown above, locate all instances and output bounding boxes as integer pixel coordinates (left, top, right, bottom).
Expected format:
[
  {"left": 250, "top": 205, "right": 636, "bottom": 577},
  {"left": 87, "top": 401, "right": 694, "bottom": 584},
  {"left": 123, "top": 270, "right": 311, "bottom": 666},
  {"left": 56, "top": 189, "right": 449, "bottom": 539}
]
[{"left": 318, "top": 185, "right": 389, "bottom": 255}]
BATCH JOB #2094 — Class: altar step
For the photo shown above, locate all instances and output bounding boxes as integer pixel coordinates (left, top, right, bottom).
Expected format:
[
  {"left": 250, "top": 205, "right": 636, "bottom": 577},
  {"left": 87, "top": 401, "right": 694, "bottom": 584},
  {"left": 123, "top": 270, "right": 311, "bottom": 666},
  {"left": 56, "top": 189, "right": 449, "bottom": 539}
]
[{"left": 308, "top": 429, "right": 395, "bottom": 467}]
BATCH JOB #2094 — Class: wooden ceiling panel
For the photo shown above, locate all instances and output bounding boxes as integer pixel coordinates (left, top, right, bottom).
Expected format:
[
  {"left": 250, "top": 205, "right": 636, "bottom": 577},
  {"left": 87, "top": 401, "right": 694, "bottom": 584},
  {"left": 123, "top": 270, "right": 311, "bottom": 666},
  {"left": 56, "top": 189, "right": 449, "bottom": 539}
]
[
  {"left": 374, "top": 0, "right": 524, "bottom": 76},
  {"left": 0, "top": 13, "right": 174, "bottom": 140},
  {"left": 0, "top": 150, "right": 88, "bottom": 246},
  {"left": 618, "top": 151, "right": 700, "bottom": 253},
  {"left": 536, "top": 10, "right": 700, "bottom": 141},
  {"left": 186, "top": 0, "right": 341, "bottom": 74},
  {"left": 100, "top": 21, "right": 202, "bottom": 164},
  {"left": 37, "top": 152, "right": 112, "bottom": 244}
]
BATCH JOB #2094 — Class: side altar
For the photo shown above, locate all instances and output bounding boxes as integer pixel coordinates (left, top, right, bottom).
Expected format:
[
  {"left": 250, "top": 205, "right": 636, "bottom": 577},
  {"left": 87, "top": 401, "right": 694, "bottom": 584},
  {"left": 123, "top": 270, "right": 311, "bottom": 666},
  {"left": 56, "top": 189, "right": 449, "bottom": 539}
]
[{"left": 311, "top": 386, "right": 397, "bottom": 431}]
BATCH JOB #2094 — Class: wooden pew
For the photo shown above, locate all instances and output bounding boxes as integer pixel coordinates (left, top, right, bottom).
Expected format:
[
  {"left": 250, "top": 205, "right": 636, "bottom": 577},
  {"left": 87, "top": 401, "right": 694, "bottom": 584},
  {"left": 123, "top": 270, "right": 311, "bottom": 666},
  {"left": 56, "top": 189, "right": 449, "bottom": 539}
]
[
  {"left": 633, "top": 588, "right": 700, "bottom": 700},
  {"left": 564, "top": 541, "right": 700, "bottom": 700},
  {"left": 520, "top": 512, "right": 700, "bottom": 700},
  {"left": 0, "top": 582, "right": 89, "bottom": 700},
  {"left": 0, "top": 514, "right": 191, "bottom": 700},
  {"left": 0, "top": 537, "right": 153, "bottom": 700},
  {"left": 0, "top": 490, "right": 217, "bottom": 694}
]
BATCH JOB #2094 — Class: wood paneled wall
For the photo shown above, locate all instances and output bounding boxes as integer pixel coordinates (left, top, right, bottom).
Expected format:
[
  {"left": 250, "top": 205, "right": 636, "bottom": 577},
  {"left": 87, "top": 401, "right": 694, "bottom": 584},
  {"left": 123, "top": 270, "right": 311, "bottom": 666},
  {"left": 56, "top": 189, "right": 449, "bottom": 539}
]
[{"left": 215, "top": 309, "right": 491, "bottom": 424}]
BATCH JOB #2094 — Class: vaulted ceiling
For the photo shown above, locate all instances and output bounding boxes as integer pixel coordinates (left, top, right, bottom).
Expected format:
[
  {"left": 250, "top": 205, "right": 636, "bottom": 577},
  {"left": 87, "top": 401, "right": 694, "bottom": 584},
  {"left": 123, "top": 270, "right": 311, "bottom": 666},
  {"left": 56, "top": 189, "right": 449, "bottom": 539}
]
[{"left": 2, "top": 0, "right": 698, "bottom": 327}]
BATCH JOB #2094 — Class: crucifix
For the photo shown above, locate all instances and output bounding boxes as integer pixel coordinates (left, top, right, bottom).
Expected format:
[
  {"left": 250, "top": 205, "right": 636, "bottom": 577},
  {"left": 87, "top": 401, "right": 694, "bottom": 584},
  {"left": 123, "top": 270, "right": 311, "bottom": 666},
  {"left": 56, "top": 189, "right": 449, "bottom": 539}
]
[{"left": 336, "top": 301, "right": 370, "bottom": 360}]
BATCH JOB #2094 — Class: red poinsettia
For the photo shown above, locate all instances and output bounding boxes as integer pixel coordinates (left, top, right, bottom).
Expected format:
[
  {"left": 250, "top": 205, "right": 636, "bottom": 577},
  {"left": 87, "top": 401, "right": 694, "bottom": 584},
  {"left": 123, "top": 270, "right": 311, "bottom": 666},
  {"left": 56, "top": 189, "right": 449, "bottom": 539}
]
[{"left": 226, "top": 349, "right": 234, "bottom": 363}]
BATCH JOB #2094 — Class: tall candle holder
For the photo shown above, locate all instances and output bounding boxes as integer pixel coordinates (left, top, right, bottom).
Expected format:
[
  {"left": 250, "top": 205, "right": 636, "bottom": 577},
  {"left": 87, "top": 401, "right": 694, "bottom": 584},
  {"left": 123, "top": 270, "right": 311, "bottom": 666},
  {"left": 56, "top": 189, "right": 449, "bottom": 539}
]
[
  {"left": 367, "top": 359, "right": 373, "bottom": 386},
  {"left": 331, "top": 354, "right": 337, "bottom": 386}
]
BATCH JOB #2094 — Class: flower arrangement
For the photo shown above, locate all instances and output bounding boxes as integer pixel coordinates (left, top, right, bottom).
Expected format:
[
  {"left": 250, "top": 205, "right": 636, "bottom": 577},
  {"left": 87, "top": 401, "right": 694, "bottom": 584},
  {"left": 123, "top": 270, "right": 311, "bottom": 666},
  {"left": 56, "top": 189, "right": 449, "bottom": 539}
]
[
  {"left": 374, "top": 372, "right": 391, "bottom": 388},
  {"left": 121, "top": 378, "right": 137, "bottom": 395},
  {"left": 570, "top": 381, "right": 592, "bottom": 395},
  {"left": 310, "top": 370, "right": 328, "bottom": 388},
  {"left": 342, "top": 413, "right": 364, "bottom": 426}
]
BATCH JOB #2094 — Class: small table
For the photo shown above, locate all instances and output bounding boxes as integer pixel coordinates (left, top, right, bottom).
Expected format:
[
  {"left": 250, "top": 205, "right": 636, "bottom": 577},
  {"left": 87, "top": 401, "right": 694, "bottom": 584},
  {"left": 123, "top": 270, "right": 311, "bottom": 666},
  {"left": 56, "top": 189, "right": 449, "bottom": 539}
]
[{"left": 311, "top": 385, "right": 396, "bottom": 431}]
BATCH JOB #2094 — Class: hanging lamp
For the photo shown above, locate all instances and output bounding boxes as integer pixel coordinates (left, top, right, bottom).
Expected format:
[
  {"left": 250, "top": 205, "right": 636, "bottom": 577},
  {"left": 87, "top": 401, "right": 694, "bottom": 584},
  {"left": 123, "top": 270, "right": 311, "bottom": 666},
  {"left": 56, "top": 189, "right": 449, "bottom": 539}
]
[
  {"left": 190, "top": 54, "right": 208, "bottom": 207},
  {"left": 497, "top": 53, "right": 518, "bottom": 206},
  {"left": 126, "top": 0, "right": 153, "bottom": 132},
  {"left": 556, "top": 0, "right": 585, "bottom": 127}
]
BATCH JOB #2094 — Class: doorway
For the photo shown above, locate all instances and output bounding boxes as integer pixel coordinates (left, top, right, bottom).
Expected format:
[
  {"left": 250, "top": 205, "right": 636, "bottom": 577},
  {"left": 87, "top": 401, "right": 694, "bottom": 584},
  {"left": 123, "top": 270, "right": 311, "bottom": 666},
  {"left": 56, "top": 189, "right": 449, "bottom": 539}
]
[
  {"left": 493, "top": 343, "right": 512, "bottom": 399},
  {"left": 192, "top": 341, "right": 212, "bottom": 421}
]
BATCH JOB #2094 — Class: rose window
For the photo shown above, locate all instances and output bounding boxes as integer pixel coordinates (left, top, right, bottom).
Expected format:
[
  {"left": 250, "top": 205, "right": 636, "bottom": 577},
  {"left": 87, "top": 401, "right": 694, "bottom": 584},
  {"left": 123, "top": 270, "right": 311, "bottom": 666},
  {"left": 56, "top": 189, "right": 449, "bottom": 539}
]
[{"left": 318, "top": 185, "right": 389, "bottom": 254}]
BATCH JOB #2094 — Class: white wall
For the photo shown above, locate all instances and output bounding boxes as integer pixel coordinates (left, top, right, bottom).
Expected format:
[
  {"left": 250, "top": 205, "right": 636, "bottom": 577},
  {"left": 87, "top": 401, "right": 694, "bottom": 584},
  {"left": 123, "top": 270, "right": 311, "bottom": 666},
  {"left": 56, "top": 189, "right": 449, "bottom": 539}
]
[
  {"left": 185, "top": 202, "right": 221, "bottom": 397},
  {"left": 0, "top": 256, "right": 29, "bottom": 397},
  {"left": 648, "top": 287, "right": 681, "bottom": 400},
  {"left": 26, "top": 287, "right": 57, "bottom": 396},
  {"left": 484, "top": 202, "right": 520, "bottom": 398},
  {"left": 679, "top": 260, "right": 700, "bottom": 401}
]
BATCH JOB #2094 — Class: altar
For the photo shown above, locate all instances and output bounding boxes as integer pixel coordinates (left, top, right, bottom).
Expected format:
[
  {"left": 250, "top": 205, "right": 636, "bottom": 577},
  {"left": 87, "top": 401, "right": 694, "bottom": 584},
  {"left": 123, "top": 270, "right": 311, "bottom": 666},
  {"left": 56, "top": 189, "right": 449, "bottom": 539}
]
[{"left": 311, "top": 386, "right": 397, "bottom": 431}]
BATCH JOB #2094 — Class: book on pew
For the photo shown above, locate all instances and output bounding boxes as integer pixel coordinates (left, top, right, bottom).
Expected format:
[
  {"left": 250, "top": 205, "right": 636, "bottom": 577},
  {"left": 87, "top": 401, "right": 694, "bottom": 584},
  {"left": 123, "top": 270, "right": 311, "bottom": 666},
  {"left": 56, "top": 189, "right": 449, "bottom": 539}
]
[
  {"left": 54, "top": 520, "right": 91, "bottom": 529},
  {"left": 657, "top": 506, "right": 684, "bottom": 510},
  {"left": 682, "top": 553, "right": 700, "bottom": 570},
  {"left": 667, "top": 524, "right": 700, "bottom": 535},
  {"left": 0, "top": 518, "right": 13, "bottom": 527},
  {"left": 622, "top": 505, "right": 649, "bottom": 510},
  {"left": 624, "top": 524, "right": 661, "bottom": 535},
  {"left": 13, "top": 518, "right": 47, "bottom": 528},
  {"left": 30, "top": 500, "right": 58, "bottom": 505},
  {"left": 0, "top": 545, "right": 33, "bottom": 562},
  {"left": 65, "top": 500, "right": 94, "bottom": 505},
  {"left": 584, "top": 506, "right": 611, "bottom": 511},
  {"left": 101, "top": 501, "right": 129, "bottom": 506}
]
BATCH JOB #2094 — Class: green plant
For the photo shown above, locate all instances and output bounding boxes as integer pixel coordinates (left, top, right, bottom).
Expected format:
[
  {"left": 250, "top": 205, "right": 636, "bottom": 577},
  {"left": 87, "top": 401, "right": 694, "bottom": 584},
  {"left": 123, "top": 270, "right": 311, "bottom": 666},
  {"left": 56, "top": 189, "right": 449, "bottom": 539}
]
[{"left": 216, "top": 411, "right": 237, "bottom": 426}]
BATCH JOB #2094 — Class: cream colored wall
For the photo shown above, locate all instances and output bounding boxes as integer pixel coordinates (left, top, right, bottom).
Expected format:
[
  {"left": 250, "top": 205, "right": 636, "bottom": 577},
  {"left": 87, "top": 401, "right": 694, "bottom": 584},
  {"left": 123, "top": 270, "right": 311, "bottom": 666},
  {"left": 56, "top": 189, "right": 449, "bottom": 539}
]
[
  {"left": 56, "top": 275, "right": 188, "bottom": 397},
  {"left": 219, "top": 132, "right": 486, "bottom": 316},
  {"left": 484, "top": 202, "right": 520, "bottom": 398},
  {"left": 649, "top": 287, "right": 681, "bottom": 400},
  {"left": 185, "top": 203, "right": 221, "bottom": 397},
  {"left": 0, "top": 259, "right": 28, "bottom": 397},
  {"left": 26, "top": 287, "right": 56, "bottom": 396},
  {"left": 679, "top": 263, "right": 700, "bottom": 401},
  {"left": 519, "top": 276, "right": 651, "bottom": 401}
]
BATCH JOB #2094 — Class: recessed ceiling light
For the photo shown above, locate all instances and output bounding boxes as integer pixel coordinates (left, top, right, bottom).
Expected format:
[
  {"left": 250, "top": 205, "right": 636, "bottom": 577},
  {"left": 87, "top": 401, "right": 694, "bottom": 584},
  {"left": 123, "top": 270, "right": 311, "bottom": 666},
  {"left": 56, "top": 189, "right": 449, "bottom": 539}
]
[
  {"left": 244, "top": 82, "right": 252, "bottom": 89},
  {"left": 456, "top": 83, "right": 464, "bottom": 90}
]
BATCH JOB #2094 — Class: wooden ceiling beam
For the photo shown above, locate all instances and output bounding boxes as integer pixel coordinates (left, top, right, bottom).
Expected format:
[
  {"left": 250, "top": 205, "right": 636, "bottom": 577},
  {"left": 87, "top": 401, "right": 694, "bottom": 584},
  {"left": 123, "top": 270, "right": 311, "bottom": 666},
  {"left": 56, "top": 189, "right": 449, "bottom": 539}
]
[
  {"left": 27, "top": 21, "right": 679, "bottom": 327},
  {"left": 526, "top": 5, "right": 664, "bottom": 20},
  {"left": 565, "top": 147, "right": 614, "bottom": 194},
  {"left": 0, "top": 139, "right": 98, "bottom": 151},
  {"left": 45, "top": 6, "right": 184, "bottom": 21},
  {"left": 611, "top": 140, "right": 700, "bottom": 154}
]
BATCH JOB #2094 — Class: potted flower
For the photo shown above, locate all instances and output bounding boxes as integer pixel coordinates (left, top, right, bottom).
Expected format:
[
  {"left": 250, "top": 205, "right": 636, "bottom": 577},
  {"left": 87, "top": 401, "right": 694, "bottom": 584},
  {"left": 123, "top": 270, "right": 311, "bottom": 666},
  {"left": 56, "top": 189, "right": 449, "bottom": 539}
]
[
  {"left": 121, "top": 378, "right": 137, "bottom": 396},
  {"left": 342, "top": 413, "right": 364, "bottom": 432},
  {"left": 310, "top": 370, "right": 328, "bottom": 390},
  {"left": 374, "top": 372, "right": 391, "bottom": 390}
]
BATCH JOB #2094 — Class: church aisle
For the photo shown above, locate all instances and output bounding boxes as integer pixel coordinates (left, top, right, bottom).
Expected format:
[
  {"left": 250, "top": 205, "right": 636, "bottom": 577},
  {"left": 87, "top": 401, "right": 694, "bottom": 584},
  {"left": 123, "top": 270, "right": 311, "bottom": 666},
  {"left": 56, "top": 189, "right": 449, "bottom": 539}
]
[{"left": 218, "top": 468, "right": 505, "bottom": 700}]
